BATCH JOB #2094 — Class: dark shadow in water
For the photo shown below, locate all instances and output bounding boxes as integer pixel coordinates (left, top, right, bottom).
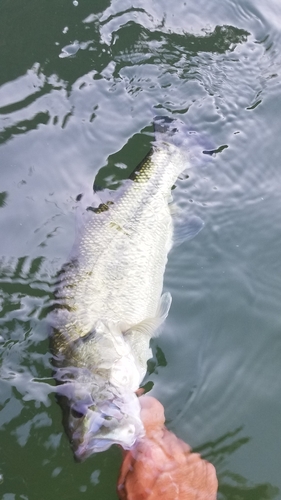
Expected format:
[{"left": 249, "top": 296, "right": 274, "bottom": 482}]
[
  {"left": 0, "top": 191, "right": 8, "bottom": 208},
  {"left": 0, "top": 0, "right": 111, "bottom": 87},
  {"left": 0, "top": 255, "right": 54, "bottom": 364},
  {"left": 0, "top": 111, "right": 51, "bottom": 146},
  {"left": 218, "top": 474, "right": 279, "bottom": 500},
  {"left": 147, "top": 345, "right": 167, "bottom": 375},
  {"left": 0, "top": 1, "right": 250, "bottom": 148},
  {"left": 0, "top": 256, "right": 53, "bottom": 323},
  {"left": 113, "top": 23, "right": 249, "bottom": 67},
  {"left": 195, "top": 428, "right": 279, "bottom": 500},
  {"left": 0, "top": 256, "right": 55, "bottom": 432},
  {"left": 93, "top": 119, "right": 216, "bottom": 194},
  {"left": 0, "top": 0, "right": 250, "bottom": 88}
]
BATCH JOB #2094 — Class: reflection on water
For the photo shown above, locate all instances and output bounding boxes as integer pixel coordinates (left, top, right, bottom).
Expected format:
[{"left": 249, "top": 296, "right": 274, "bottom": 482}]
[
  {"left": 0, "top": 21, "right": 251, "bottom": 148},
  {"left": 197, "top": 428, "right": 279, "bottom": 499},
  {"left": 220, "top": 477, "right": 279, "bottom": 500},
  {"left": 1, "top": 0, "right": 281, "bottom": 498},
  {"left": 0, "top": 257, "right": 54, "bottom": 415}
]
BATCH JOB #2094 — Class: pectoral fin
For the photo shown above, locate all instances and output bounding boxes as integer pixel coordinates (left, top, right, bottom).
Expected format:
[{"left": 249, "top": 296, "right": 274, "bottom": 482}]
[
  {"left": 123, "top": 292, "right": 172, "bottom": 339},
  {"left": 173, "top": 213, "right": 204, "bottom": 246},
  {"left": 121, "top": 293, "right": 172, "bottom": 380}
]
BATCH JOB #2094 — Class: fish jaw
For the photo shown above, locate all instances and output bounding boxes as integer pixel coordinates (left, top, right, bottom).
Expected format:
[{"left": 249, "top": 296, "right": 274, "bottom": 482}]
[
  {"left": 74, "top": 393, "right": 145, "bottom": 460},
  {"left": 56, "top": 376, "right": 145, "bottom": 461}
]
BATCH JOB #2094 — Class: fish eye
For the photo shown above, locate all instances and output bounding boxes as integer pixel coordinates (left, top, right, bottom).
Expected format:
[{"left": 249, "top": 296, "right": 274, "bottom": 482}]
[{"left": 71, "top": 408, "right": 84, "bottom": 419}]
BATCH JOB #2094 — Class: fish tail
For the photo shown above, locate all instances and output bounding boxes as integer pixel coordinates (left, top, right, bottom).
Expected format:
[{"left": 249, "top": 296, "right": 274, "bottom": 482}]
[{"left": 153, "top": 115, "right": 214, "bottom": 172}]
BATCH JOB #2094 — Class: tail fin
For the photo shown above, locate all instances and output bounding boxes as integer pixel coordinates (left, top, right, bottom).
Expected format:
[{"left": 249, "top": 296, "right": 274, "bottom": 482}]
[
  {"left": 153, "top": 115, "right": 177, "bottom": 135},
  {"left": 153, "top": 115, "right": 215, "bottom": 168}
]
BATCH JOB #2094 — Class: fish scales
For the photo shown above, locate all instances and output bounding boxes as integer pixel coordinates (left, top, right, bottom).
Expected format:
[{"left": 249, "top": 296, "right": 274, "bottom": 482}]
[{"left": 55, "top": 145, "right": 183, "bottom": 345}]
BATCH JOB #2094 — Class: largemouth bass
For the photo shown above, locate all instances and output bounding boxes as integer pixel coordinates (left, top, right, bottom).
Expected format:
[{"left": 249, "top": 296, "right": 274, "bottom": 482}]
[{"left": 51, "top": 117, "right": 205, "bottom": 460}]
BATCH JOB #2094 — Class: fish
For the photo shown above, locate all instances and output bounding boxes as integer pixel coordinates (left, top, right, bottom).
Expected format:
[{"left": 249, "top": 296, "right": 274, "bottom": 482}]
[{"left": 50, "top": 116, "right": 205, "bottom": 461}]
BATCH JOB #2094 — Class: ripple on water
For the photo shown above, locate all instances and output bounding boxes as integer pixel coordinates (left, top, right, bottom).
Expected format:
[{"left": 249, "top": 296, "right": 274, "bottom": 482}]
[{"left": 1, "top": 0, "right": 281, "bottom": 497}]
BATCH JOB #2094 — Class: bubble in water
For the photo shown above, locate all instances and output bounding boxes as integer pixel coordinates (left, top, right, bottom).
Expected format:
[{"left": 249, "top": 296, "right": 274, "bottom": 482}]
[
  {"left": 90, "top": 470, "right": 100, "bottom": 485},
  {"left": 51, "top": 467, "right": 62, "bottom": 478},
  {"left": 73, "top": 0, "right": 78, "bottom": 5},
  {"left": 59, "top": 41, "right": 80, "bottom": 58}
]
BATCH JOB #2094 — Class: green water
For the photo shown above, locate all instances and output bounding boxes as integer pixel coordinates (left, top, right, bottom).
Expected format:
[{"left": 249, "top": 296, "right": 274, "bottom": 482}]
[{"left": 1, "top": 0, "right": 281, "bottom": 498}]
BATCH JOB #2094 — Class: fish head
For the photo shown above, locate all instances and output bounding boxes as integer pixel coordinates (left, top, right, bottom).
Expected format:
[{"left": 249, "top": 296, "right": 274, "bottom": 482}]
[
  {"left": 74, "top": 393, "right": 144, "bottom": 460},
  {"left": 53, "top": 320, "right": 147, "bottom": 460},
  {"left": 57, "top": 377, "right": 145, "bottom": 460}
]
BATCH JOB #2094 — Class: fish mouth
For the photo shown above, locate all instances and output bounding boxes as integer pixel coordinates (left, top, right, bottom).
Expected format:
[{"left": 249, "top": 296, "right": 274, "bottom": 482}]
[
  {"left": 74, "top": 423, "right": 138, "bottom": 461},
  {"left": 69, "top": 394, "right": 145, "bottom": 461},
  {"left": 55, "top": 368, "right": 145, "bottom": 460}
]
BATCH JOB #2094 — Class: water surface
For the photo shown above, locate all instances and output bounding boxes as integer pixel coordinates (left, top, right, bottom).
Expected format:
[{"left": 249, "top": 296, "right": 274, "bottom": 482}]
[{"left": 1, "top": 0, "right": 281, "bottom": 498}]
